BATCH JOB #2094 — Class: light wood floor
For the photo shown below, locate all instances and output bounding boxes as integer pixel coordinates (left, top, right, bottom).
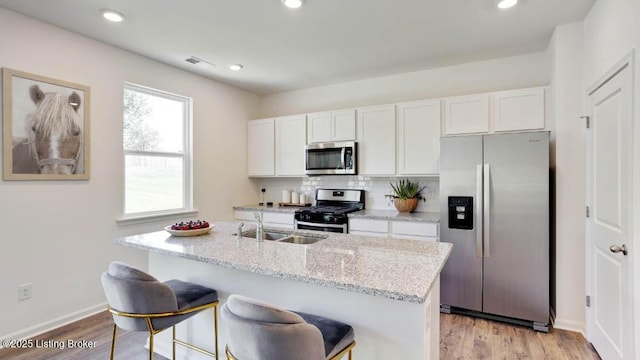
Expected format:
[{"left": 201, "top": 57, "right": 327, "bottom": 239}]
[
  {"left": 440, "top": 313, "right": 601, "bottom": 360},
  {"left": 0, "top": 311, "right": 600, "bottom": 359}
]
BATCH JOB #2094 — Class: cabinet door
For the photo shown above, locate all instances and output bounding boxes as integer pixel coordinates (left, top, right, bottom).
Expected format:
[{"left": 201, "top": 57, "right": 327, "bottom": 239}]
[
  {"left": 443, "top": 94, "right": 489, "bottom": 135},
  {"left": 391, "top": 221, "right": 439, "bottom": 241},
  {"left": 357, "top": 105, "right": 396, "bottom": 175},
  {"left": 307, "top": 112, "right": 332, "bottom": 143},
  {"left": 331, "top": 109, "right": 356, "bottom": 141},
  {"left": 493, "top": 87, "right": 545, "bottom": 132},
  {"left": 275, "top": 115, "right": 307, "bottom": 176},
  {"left": 397, "top": 100, "right": 441, "bottom": 175},
  {"left": 247, "top": 118, "right": 275, "bottom": 176}
]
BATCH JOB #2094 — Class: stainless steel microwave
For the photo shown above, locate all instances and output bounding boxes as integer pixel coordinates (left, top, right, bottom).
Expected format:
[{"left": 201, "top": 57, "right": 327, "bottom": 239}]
[{"left": 305, "top": 141, "right": 357, "bottom": 175}]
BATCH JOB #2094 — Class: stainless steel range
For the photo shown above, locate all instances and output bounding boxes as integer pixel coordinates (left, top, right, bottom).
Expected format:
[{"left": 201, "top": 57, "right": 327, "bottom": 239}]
[{"left": 294, "top": 189, "right": 365, "bottom": 233}]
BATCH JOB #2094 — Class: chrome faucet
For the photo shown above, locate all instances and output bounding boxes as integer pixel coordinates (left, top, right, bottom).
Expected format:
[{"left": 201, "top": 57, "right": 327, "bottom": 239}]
[
  {"left": 236, "top": 222, "right": 244, "bottom": 239},
  {"left": 253, "top": 212, "right": 264, "bottom": 242}
]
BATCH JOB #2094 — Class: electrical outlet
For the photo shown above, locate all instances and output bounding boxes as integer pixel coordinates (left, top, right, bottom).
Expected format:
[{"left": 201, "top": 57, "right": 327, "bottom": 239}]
[
  {"left": 425, "top": 188, "right": 435, "bottom": 199},
  {"left": 18, "top": 283, "right": 32, "bottom": 301}
]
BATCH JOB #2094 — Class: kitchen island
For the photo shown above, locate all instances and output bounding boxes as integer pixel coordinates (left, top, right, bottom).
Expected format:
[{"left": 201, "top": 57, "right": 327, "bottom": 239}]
[{"left": 115, "top": 222, "right": 452, "bottom": 360}]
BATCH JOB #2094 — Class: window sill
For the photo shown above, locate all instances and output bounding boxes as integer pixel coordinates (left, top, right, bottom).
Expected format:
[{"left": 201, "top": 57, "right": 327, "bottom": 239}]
[{"left": 117, "top": 209, "right": 199, "bottom": 226}]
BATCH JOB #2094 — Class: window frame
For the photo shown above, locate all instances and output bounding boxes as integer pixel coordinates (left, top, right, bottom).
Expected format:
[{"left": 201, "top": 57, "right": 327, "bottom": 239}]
[{"left": 120, "top": 82, "right": 193, "bottom": 220}]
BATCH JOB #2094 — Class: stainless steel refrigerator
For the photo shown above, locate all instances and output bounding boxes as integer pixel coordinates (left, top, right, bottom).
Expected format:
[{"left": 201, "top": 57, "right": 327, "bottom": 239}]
[{"left": 439, "top": 131, "right": 550, "bottom": 331}]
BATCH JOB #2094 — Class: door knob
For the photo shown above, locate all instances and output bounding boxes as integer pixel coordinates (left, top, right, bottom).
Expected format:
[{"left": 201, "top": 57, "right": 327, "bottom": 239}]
[{"left": 609, "top": 244, "right": 628, "bottom": 256}]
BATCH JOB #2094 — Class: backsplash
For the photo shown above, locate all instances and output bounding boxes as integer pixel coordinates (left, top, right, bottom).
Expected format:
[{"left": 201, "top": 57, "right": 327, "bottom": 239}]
[{"left": 255, "top": 176, "right": 440, "bottom": 213}]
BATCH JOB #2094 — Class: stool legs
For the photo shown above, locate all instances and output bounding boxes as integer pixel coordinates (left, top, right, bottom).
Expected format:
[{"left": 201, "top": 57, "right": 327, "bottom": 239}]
[{"left": 109, "top": 324, "right": 117, "bottom": 360}]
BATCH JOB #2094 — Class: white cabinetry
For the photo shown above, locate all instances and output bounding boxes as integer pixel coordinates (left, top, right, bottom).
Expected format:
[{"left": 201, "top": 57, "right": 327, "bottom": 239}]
[
  {"left": 390, "top": 221, "right": 438, "bottom": 241},
  {"left": 234, "top": 210, "right": 295, "bottom": 229},
  {"left": 357, "top": 105, "right": 396, "bottom": 175},
  {"left": 349, "top": 218, "right": 438, "bottom": 241},
  {"left": 493, "top": 87, "right": 545, "bottom": 132},
  {"left": 443, "top": 94, "right": 490, "bottom": 135},
  {"left": 247, "top": 118, "right": 275, "bottom": 176},
  {"left": 275, "top": 115, "right": 307, "bottom": 176},
  {"left": 307, "top": 109, "right": 356, "bottom": 143},
  {"left": 349, "top": 218, "right": 389, "bottom": 237},
  {"left": 397, "top": 100, "right": 441, "bottom": 175},
  {"left": 443, "top": 87, "right": 548, "bottom": 136}
]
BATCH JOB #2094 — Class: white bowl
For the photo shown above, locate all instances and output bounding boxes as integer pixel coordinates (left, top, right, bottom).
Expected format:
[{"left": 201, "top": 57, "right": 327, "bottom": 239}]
[{"left": 164, "top": 224, "right": 214, "bottom": 237}]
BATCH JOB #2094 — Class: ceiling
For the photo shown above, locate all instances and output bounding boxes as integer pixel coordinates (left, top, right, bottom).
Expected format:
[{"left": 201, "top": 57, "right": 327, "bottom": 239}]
[{"left": 0, "top": 0, "right": 595, "bottom": 95}]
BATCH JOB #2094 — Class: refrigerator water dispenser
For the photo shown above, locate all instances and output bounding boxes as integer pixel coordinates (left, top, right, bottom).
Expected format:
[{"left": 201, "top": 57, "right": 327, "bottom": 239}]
[{"left": 448, "top": 196, "right": 473, "bottom": 230}]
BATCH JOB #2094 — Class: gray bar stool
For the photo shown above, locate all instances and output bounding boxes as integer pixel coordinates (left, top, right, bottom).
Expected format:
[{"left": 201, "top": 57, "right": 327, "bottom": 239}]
[
  {"left": 101, "top": 261, "right": 219, "bottom": 360},
  {"left": 221, "top": 294, "right": 355, "bottom": 360}
]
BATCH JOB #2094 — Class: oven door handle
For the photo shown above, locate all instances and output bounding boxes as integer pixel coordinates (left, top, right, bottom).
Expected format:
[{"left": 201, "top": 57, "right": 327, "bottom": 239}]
[{"left": 296, "top": 221, "right": 346, "bottom": 229}]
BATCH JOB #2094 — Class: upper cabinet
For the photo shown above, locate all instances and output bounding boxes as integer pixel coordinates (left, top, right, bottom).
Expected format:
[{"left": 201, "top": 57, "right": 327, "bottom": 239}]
[
  {"left": 247, "top": 118, "right": 275, "bottom": 176},
  {"left": 307, "top": 109, "right": 356, "bottom": 143},
  {"left": 493, "top": 87, "right": 545, "bottom": 132},
  {"left": 357, "top": 105, "right": 396, "bottom": 175},
  {"left": 443, "top": 94, "right": 490, "bottom": 135},
  {"left": 248, "top": 86, "right": 549, "bottom": 177},
  {"left": 247, "top": 115, "right": 306, "bottom": 177},
  {"left": 443, "top": 86, "right": 548, "bottom": 136},
  {"left": 275, "top": 115, "right": 307, "bottom": 176},
  {"left": 397, "top": 100, "right": 441, "bottom": 175}
]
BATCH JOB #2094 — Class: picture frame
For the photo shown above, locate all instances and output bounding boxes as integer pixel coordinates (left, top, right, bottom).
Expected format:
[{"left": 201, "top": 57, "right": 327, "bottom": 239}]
[{"left": 2, "top": 68, "right": 90, "bottom": 180}]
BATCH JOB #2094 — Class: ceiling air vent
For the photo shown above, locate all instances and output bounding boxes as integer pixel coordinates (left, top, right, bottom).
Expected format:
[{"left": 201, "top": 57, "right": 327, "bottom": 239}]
[{"left": 185, "top": 56, "right": 215, "bottom": 67}]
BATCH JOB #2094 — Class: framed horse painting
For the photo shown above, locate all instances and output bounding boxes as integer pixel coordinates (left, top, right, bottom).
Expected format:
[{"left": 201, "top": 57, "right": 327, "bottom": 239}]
[{"left": 2, "top": 68, "right": 90, "bottom": 180}]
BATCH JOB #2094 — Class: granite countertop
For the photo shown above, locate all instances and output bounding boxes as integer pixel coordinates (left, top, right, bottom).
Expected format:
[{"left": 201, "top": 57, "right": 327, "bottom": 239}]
[
  {"left": 348, "top": 210, "right": 440, "bottom": 223},
  {"left": 233, "top": 205, "right": 299, "bottom": 213},
  {"left": 115, "top": 222, "right": 452, "bottom": 304}
]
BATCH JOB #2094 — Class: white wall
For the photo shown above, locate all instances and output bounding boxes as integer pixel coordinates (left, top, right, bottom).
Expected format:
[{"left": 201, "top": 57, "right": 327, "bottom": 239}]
[
  {"left": 0, "top": 8, "right": 260, "bottom": 339},
  {"left": 548, "top": 22, "right": 586, "bottom": 333},
  {"left": 582, "top": 0, "right": 640, "bottom": 351},
  {"left": 259, "top": 52, "right": 549, "bottom": 117}
]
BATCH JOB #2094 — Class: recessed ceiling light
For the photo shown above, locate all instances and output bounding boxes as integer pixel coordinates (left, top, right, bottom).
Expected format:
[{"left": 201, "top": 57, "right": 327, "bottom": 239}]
[
  {"left": 497, "top": 0, "right": 518, "bottom": 9},
  {"left": 229, "top": 64, "right": 244, "bottom": 71},
  {"left": 101, "top": 9, "right": 125, "bottom": 22},
  {"left": 282, "top": 0, "right": 303, "bottom": 9}
]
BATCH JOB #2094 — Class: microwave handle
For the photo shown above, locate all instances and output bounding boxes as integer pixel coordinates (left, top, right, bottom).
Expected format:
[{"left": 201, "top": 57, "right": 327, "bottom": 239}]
[{"left": 341, "top": 147, "right": 346, "bottom": 169}]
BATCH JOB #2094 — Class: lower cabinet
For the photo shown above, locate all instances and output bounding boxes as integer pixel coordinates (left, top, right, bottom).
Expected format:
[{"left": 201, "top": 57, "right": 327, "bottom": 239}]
[
  {"left": 390, "top": 221, "right": 438, "bottom": 241},
  {"left": 349, "top": 218, "right": 438, "bottom": 241},
  {"left": 349, "top": 218, "right": 389, "bottom": 238},
  {"left": 234, "top": 210, "right": 295, "bottom": 229}
]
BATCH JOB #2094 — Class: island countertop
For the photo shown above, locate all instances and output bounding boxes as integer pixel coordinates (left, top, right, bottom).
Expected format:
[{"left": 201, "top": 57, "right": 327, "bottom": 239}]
[{"left": 116, "top": 222, "right": 452, "bottom": 304}]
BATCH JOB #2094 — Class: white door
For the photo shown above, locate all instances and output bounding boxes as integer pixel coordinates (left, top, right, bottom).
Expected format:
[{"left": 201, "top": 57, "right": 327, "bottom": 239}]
[{"left": 586, "top": 64, "right": 634, "bottom": 360}]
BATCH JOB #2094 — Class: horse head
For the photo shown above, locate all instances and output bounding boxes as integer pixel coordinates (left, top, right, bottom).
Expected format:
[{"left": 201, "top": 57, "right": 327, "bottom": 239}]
[{"left": 28, "top": 85, "right": 83, "bottom": 175}]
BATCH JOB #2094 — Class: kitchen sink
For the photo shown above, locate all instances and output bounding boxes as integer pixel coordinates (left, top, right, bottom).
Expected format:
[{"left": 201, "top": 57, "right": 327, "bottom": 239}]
[
  {"left": 239, "top": 230, "right": 327, "bottom": 244},
  {"left": 240, "top": 230, "right": 289, "bottom": 241},
  {"left": 277, "top": 235, "right": 325, "bottom": 244}
]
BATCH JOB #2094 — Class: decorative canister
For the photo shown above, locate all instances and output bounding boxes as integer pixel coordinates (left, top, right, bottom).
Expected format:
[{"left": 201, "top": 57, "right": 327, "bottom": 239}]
[{"left": 281, "top": 190, "right": 291, "bottom": 203}]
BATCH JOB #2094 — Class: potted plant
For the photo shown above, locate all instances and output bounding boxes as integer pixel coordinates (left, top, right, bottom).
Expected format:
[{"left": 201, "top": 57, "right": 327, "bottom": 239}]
[{"left": 385, "top": 179, "right": 426, "bottom": 213}]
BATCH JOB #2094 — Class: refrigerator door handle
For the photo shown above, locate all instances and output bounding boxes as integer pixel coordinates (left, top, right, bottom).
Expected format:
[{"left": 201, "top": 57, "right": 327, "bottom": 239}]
[
  {"left": 476, "top": 164, "right": 483, "bottom": 258},
  {"left": 483, "top": 164, "right": 491, "bottom": 258}
]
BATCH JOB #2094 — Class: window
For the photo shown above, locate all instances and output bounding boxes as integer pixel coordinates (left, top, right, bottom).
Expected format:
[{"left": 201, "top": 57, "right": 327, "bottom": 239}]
[{"left": 123, "top": 84, "right": 192, "bottom": 216}]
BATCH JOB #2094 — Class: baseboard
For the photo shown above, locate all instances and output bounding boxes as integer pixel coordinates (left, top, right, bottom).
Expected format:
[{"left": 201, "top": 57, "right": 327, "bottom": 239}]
[
  {"left": 553, "top": 318, "right": 586, "bottom": 336},
  {"left": 0, "top": 302, "right": 107, "bottom": 348}
]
